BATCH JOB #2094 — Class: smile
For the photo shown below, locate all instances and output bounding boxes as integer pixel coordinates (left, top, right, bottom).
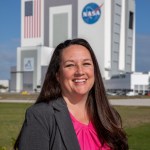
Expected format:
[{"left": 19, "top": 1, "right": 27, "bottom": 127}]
[{"left": 73, "top": 79, "right": 87, "bottom": 83}]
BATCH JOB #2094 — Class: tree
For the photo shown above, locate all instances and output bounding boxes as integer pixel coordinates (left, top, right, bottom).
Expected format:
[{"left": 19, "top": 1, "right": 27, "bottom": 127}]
[{"left": 0, "top": 84, "right": 8, "bottom": 89}]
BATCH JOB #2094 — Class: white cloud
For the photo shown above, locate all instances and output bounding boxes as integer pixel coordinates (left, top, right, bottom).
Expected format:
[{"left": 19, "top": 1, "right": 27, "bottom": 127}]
[{"left": 136, "top": 34, "right": 150, "bottom": 72}]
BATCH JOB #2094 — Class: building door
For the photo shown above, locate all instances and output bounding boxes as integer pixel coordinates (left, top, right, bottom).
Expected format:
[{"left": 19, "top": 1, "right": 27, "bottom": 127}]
[
  {"left": 49, "top": 5, "right": 72, "bottom": 47},
  {"left": 23, "top": 72, "right": 33, "bottom": 91}
]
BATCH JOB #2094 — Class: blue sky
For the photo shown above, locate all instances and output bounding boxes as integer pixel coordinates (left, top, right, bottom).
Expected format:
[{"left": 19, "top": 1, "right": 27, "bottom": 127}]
[{"left": 0, "top": 0, "right": 150, "bottom": 80}]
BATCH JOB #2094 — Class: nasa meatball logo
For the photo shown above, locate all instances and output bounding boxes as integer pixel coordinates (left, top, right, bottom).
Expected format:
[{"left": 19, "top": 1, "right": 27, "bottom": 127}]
[{"left": 82, "top": 3, "right": 103, "bottom": 24}]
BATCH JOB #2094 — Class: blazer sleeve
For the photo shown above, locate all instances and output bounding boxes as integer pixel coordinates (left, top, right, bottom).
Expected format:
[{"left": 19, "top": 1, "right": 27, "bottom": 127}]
[{"left": 18, "top": 104, "right": 55, "bottom": 150}]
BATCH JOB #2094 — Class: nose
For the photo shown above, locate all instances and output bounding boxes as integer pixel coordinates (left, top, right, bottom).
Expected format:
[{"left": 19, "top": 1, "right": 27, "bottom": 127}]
[{"left": 75, "top": 65, "right": 84, "bottom": 76}]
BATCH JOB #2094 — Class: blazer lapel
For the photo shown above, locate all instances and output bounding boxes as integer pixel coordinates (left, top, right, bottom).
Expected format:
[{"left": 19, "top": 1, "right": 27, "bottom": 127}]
[{"left": 52, "top": 98, "right": 80, "bottom": 150}]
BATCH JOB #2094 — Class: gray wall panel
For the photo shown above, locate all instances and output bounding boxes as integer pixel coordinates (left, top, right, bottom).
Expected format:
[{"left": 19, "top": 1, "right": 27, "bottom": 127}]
[
  {"left": 21, "top": 50, "right": 37, "bottom": 90},
  {"left": 44, "top": 0, "right": 78, "bottom": 47}
]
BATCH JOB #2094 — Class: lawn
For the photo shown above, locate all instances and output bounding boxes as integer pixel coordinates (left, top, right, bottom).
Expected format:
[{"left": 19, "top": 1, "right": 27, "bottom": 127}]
[
  {"left": 0, "top": 103, "right": 150, "bottom": 150},
  {"left": 115, "top": 106, "right": 150, "bottom": 150},
  {"left": 0, "top": 103, "right": 32, "bottom": 150}
]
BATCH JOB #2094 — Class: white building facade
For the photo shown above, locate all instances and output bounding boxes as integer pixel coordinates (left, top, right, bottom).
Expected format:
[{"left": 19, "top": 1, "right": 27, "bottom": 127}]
[
  {"left": 10, "top": 0, "right": 136, "bottom": 92},
  {"left": 105, "top": 72, "right": 150, "bottom": 95}
]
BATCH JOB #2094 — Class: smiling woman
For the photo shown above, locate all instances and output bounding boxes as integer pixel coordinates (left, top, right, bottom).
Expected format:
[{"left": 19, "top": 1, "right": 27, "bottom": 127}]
[
  {"left": 14, "top": 38, "right": 128, "bottom": 150},
  {"left": 56, "top": 44, "right": 95, "bottom": 102}
]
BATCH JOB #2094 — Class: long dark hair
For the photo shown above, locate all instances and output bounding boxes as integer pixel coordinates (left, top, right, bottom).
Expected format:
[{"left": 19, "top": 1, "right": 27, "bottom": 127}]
[
  {"left": 14, "top": 38, "right": 128, "bottom": 149},
  {"left": 37, "top": 38, "right": 128, "bottom": 149}
]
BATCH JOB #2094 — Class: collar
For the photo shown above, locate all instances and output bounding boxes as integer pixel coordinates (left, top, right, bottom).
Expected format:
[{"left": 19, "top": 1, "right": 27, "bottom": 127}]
[{"left": 52, "top": 97, "right": 80, "bottom": 150}]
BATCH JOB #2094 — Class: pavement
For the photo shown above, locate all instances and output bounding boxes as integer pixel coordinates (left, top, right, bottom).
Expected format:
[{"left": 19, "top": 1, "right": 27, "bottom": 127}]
[
  {"left": 110, "top": 98, "right": 150, "bottom": 106},
  {"left": 0, "top": 98, "right": 150, "bottom": 106},
  {"left": 0, "top": 99, "right": 35, "bottom": 103}
]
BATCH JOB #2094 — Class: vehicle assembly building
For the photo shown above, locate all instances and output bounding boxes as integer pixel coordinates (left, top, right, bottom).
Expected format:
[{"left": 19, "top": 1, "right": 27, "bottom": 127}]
[{"left": 10, "top": 0, "right": 135, "bottom": 92}]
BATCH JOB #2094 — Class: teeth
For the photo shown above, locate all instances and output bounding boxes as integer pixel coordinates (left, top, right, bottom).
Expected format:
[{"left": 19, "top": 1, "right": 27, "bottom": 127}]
[{"left": 74, "top": 79, "right": 86, "bottom": 83}]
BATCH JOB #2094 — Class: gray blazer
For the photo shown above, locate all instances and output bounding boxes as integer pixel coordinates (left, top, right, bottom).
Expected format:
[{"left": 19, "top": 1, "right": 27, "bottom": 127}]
[{"left": 18, "top": 97, "right": 80, "bottom": 150}]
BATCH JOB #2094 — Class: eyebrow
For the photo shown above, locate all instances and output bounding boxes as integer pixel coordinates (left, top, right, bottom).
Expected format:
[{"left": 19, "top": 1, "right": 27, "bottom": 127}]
[{"left": 64, "top": 59, "right": 92, "bottom": 64}]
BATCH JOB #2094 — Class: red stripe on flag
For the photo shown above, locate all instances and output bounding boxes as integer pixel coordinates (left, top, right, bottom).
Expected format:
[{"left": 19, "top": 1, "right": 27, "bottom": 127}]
[{"left": 37, "top": 0, "right": 39, "bottom": 37}]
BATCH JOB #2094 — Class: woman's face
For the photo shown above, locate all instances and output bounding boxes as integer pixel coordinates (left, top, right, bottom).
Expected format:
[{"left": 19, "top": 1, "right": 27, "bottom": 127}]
[{"left": 57, "top": 44, "right": 95, "bottom": 98}]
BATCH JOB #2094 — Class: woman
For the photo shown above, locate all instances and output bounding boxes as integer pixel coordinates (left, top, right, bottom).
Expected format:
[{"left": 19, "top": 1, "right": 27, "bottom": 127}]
[{"left": 14, "top": 38, "right": 128, "bottom": 150}]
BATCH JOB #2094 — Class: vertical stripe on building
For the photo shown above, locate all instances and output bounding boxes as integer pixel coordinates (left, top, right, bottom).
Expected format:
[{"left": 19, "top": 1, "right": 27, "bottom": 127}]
[{"left": 24, "top": 0, "right": 41, "bottom": 38}]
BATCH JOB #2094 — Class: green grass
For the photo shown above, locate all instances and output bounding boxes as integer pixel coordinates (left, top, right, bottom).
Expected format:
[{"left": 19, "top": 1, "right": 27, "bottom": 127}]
[
  {"left": 0, "top": 103, "right": 32, "bottom": 149},
  {"left": 115, "top": 106, "right": 150, "bottom": 128},
  {"left": 115, "top": 106, "right": 150, "bottom": 150},
  {"left": 0, "top": 103, "right": 150, "bottom": 150},
  {"left": 126, "top": 124, "right": 150, "bottom": 150}
]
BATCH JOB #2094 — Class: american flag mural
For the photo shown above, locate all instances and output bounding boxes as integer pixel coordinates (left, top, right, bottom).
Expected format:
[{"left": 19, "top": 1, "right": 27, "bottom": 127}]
[{"left": 24, "top": 0, "right": 41, "bottom": 38}]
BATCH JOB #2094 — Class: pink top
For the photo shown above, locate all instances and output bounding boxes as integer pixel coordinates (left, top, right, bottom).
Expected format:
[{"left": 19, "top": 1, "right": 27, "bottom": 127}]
[{"left": 70, "top": 113, "right": 111, "bottom": 150}]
